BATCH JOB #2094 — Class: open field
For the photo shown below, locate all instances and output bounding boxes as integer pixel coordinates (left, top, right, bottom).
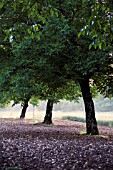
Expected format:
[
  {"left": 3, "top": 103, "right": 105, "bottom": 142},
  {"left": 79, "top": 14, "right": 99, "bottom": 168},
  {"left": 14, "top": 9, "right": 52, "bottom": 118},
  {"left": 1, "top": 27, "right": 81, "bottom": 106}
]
[
  {"left": 1, "top": 118, "right": 113, "bottom": 170},
  {"left": 0, "top": 105, "right": 113, "bottom": 121}
]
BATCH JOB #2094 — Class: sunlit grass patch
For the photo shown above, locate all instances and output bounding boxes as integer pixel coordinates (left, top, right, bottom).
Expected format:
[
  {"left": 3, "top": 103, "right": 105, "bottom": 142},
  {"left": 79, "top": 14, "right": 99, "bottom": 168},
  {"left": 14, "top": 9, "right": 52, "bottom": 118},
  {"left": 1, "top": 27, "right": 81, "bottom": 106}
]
[
  {"left": 98, "top": 135, "right": 109, "bottom": 139},
  {"left": 97, "top": 120, "right": 113, "bottom": 127},
  {"left": 7, "top": 167, "right": 22, "bottom": 170},
  {"left": 62, "top": 116, "right": 85, "bottom": 122},
  {"left": 62, "top": 116, "right": 113, "bottom": 127},
  {"left": 79, "top": 130, "right": 86, "bottom": 135}
]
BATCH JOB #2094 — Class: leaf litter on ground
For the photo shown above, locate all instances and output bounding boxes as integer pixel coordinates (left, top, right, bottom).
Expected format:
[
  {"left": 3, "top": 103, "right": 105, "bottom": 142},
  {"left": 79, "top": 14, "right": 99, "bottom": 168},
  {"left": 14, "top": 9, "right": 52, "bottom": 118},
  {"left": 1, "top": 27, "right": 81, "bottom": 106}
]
[{"left": 0, "top": 118, "right": 113, "bottom": 170}]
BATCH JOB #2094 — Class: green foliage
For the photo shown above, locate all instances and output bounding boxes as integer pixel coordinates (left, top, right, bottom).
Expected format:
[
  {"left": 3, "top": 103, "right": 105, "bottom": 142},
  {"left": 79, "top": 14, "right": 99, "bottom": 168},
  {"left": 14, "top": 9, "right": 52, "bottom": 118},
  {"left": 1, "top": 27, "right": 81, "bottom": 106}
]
[
  {"left": 81, "top": 0, "right": 113, "bottom": 49},
  {"left": 0, "top": 102, "right": 8, "bottom": 108},
  {"left": 30, "top": 97, "right": 39, "bottom": 107},
  {"left": 0, "top": 0, "right": 112, "bottom": 115}
]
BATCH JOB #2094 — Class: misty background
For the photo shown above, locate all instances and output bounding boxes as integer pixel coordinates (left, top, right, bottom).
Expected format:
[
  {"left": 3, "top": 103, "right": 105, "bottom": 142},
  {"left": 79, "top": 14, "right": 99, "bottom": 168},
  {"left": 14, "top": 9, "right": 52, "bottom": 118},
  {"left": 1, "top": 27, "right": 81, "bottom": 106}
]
[{"left": 0, "top": 95, "right": 113, "bottom": 113}]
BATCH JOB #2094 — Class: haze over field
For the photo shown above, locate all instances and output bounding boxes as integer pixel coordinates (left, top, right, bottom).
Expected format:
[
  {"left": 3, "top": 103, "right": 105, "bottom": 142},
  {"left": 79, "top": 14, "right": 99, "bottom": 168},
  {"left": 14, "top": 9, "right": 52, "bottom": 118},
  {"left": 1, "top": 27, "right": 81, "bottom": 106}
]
[{"left": 0, "top": 97, "right": 113, "bottom": 122}]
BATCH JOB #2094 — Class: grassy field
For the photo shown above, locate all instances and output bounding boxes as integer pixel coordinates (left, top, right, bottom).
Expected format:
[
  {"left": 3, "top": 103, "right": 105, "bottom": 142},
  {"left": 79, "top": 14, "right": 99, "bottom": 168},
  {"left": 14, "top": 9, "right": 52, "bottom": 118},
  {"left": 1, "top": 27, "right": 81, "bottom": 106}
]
[{"left": 0, "top": 104, "right": 113, "bottom": 122}]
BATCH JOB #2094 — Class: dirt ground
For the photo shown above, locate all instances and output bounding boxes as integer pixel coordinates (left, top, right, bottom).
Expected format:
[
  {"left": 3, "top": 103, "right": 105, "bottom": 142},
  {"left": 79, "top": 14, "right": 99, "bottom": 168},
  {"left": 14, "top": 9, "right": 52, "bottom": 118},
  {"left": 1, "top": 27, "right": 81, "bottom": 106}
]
[{"left": 0, "top": 118, "right": 113, "bottom": 170}]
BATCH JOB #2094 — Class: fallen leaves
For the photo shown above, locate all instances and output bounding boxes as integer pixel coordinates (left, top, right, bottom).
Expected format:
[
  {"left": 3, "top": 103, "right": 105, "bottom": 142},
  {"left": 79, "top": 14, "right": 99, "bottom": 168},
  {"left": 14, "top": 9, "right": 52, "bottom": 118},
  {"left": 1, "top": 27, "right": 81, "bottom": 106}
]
[{"left": 0, "top": 118, "right": 113, "bottom": 170}]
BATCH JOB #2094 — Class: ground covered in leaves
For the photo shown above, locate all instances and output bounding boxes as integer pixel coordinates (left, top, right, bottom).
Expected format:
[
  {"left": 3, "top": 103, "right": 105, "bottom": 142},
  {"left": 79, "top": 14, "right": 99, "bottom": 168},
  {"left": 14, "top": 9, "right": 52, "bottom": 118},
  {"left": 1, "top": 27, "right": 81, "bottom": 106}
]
[{"left": 0, "top": 119, "right": 113, "bottom": 170}]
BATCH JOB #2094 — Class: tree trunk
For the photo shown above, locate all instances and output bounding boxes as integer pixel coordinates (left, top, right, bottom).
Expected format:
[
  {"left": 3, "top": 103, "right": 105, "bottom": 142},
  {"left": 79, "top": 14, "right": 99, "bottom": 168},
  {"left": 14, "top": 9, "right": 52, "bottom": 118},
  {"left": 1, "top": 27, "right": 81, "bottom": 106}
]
[
  {"left": 42, "top": 99, "right": 53, "bottom": 124},
  {"left": 20, "top": 99, "right": 29, "bottom": 119},
  {"left": 79, "top": 78, "right": 99, "bottom": 135}
]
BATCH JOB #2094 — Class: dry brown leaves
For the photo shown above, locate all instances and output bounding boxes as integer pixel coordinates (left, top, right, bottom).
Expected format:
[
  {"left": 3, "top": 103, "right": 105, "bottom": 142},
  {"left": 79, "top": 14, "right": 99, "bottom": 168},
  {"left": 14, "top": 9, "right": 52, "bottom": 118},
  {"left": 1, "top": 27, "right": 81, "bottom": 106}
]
[{"left": 0, "top": 118, "right": 113, "bottom": 170}]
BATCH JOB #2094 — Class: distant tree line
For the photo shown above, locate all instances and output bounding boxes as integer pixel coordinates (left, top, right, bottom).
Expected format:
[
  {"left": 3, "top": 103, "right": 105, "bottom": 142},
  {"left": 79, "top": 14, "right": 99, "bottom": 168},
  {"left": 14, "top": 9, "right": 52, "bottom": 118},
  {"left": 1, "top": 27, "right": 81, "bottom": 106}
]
[{"left": 37, "top": 96, "right": 113, "bottom": 112}]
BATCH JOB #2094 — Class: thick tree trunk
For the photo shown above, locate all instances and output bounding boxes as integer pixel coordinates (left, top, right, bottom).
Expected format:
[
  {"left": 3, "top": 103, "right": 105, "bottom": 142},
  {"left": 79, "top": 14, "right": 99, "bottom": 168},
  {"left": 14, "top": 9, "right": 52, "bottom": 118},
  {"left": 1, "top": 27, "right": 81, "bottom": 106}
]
[
  {"left": 42, "top": 99, "right": 53, "bottom": 124},
  {"left": 20, "top": 99, "right": 29, "bottom": 119},
  {"left": 79, "top": 78, "right": 99, "bottom": 135}
]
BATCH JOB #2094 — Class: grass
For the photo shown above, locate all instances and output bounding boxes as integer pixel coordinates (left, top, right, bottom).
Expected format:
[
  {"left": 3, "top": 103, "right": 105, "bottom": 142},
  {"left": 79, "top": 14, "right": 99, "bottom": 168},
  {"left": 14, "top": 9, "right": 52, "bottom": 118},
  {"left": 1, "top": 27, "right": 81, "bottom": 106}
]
[
  {"left": 62, "top": 116, "right": 113, "bottom": 127},
  {"left": 7, "top": 167, "right": 22, "bottom": 170},
  {"left": 62, "top": 116, "right": 85, "bottom": 122},
  {"left": 0, "top": 105, "right": 113, "bottom": 127}
]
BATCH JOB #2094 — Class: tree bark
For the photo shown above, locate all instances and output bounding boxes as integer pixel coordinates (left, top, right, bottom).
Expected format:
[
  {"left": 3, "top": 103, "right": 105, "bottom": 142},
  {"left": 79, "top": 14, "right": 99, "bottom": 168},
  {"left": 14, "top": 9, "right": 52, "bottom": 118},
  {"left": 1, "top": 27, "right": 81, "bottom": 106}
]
[
  {"left": 79, "top": 78, "right": 99, "bottom": 135},
  {"left": 20, "top": 99, "right": 29, "bottom": 119},
  {"left": 42, "top": 99, "right": 53, "bottom": 124}
]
